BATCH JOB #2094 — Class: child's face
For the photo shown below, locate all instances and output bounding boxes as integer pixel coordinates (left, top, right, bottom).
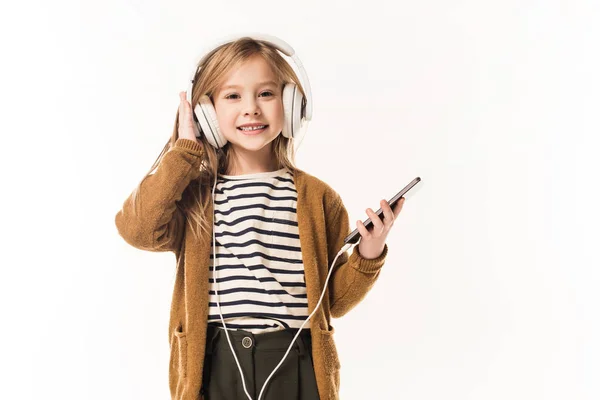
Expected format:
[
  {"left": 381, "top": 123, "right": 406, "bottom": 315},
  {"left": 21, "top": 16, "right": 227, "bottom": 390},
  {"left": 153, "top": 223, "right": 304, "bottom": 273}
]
[{"left": 213, "top": 55, "right": 285, "bottom": 155}]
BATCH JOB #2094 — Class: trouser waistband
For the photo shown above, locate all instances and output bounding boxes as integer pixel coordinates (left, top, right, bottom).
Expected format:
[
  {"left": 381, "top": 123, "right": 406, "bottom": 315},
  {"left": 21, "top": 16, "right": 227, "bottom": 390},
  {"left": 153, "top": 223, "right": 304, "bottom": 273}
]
[{"left": 205, "top": 324, "right": 312, "bottom": 356}]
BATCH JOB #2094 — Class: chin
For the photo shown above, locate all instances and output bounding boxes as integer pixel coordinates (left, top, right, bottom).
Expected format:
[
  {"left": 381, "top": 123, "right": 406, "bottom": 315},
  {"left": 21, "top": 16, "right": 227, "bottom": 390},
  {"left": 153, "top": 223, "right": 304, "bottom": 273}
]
[{"left": 238, "top": 141, "right": 276, "bottom": 152}]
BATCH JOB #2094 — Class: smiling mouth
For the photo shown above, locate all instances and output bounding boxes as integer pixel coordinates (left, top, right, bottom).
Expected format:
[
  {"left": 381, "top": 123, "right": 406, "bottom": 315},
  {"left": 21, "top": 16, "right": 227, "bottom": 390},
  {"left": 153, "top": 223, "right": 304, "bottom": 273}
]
[{"left": 237, "top": 125, "right": 269, "bottom": 131}]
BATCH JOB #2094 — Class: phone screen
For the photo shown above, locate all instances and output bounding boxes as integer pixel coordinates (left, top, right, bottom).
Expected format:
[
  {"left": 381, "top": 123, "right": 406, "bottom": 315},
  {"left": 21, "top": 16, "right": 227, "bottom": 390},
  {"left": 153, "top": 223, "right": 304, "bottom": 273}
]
[{"left": 343, "top": 177, "right": 421, "bottom": 245}]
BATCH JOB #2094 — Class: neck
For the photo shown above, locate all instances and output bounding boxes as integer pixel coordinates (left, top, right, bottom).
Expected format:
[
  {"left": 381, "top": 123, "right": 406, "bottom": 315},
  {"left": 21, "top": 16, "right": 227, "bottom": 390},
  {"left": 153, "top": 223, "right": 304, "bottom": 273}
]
[{"left": 225, "top": 143, "right": 280, "bottom": 176}]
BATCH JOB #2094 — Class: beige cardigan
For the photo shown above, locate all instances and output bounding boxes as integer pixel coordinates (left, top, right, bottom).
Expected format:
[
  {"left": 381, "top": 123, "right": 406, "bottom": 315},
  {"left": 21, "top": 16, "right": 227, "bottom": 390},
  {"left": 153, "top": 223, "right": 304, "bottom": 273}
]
[{"left": 115, "top": 138, "right": 388, "bottom": 399}]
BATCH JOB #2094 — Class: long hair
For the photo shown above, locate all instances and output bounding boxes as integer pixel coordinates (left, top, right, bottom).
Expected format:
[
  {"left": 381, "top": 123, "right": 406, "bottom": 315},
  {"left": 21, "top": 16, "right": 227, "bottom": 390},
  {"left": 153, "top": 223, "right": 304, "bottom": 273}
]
[{"left": 129, "top": 37, "right": 307, "bottom": 242}]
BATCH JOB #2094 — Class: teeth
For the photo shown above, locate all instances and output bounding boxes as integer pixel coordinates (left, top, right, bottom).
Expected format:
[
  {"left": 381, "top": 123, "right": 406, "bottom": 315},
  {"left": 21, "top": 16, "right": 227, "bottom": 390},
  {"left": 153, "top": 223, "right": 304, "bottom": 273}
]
[{"left": 239, "top": 125, "right": 266, "bottom": 131}]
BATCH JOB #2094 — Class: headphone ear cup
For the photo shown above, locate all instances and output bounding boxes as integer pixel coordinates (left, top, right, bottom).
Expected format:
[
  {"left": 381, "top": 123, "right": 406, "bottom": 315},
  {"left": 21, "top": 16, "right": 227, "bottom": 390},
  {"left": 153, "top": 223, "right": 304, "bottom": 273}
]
[
  {"left": 194, "top": 95, "right": 227, "bottom": 149},
  {"left": 282, "top": 83, "right": 304, "bottom": 139}
]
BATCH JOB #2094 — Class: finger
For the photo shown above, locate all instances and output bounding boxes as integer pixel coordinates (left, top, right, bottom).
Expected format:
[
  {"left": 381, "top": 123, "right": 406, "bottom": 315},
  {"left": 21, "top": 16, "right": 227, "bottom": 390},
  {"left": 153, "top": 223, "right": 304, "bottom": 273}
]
[
  {"left": 356, "top": 220, "right": 371, "bottom": 240},
  {"left": 393, "top": 197, "right": 405, "bottom": 218},
  {"left": 186, "top": 101, "right": 194, "bottom": 117},
  {"left": 365, "top": 208, "right": 384, "bottom": 233},
  {"left": 181, "top": 98, "right": 191, "bottom": 117},
  {"left": 178, "top": 99, "right": 184, "bottom": 119},
  {"left": 380, "top": 199, "right": 394, "bottom": 227}
]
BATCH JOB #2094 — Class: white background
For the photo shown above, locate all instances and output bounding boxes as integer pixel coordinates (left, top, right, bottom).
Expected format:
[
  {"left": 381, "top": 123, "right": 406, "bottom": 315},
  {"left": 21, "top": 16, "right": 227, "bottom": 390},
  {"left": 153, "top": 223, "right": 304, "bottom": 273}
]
[{"left": 1, "top": 0, "right": 598, "bottom": 399}]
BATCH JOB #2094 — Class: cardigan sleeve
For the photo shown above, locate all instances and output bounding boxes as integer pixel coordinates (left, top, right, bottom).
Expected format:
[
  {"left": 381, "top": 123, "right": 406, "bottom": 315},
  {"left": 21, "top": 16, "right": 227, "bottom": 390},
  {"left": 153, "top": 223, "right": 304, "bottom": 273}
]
[
  {"left": 114, "top": 138, "right": 204, "bottom": 253},
  {"left": 326, "top": 195, "right": 389, "bottom": 318}
]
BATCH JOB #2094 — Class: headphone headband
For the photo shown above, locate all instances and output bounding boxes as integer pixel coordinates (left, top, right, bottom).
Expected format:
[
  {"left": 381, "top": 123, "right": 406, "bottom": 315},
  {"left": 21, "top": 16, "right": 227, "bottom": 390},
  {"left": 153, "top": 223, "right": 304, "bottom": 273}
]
[{"left": 187, "top": 33, "right": 313, "bottom": 121}]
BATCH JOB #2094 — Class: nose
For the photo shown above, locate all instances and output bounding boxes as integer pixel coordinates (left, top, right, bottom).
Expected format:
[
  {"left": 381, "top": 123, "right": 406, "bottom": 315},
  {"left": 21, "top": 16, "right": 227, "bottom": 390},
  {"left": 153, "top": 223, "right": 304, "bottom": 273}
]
[{"left": 242, "top": 96, "right": 261, "bottom": 116}]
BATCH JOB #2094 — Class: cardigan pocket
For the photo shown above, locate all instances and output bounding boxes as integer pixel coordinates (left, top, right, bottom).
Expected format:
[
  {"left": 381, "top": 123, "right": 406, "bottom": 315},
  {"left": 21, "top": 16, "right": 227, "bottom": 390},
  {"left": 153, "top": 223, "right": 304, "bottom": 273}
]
[
  {"left": 170, "top": 325, "right": 188, "bottom": 379},
  {"left": 319, "top": 323, "right": 341, "bottom": 373}
]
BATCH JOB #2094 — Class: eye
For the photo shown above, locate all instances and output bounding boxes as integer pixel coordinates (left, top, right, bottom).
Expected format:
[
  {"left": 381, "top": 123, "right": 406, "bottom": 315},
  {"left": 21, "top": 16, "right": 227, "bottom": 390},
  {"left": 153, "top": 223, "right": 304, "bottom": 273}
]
[{"left": 224, "top": 91, "right": 274, "bottom": 100}]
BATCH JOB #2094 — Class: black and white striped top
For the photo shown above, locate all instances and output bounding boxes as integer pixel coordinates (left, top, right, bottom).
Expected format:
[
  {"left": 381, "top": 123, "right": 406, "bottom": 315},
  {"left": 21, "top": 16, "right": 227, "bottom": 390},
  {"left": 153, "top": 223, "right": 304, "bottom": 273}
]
[{"left": 207, "top": 167, "right": 311, "bottom": 334}]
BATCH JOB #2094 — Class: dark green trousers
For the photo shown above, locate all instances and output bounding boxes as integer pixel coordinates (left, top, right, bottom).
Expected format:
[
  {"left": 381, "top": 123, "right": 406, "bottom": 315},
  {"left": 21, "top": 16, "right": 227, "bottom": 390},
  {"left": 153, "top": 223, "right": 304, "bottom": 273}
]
[{"left": 200, "top": 324, "right": 320, "bottom": 400}]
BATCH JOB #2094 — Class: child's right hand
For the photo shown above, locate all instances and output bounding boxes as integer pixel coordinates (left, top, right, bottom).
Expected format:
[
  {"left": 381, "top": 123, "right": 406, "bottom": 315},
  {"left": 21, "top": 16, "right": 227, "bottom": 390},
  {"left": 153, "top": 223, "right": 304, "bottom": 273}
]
[{"left": 178, "top": 91, "right": 202, "bottom": 144}]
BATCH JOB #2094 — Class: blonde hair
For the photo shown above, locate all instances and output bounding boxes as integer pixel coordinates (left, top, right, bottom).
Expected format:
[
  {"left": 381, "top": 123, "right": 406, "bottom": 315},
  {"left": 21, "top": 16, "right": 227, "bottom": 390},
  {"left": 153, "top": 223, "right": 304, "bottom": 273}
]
[{"left": 130, "top": 37, "right": 307, "bottom": 243}]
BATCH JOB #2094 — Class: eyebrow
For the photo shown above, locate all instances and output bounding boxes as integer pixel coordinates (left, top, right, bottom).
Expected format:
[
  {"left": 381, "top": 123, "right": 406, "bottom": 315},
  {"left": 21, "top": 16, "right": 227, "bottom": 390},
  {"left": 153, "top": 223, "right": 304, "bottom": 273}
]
[{"left": 220, "top": 80, "right": 278, "bottom": 91}]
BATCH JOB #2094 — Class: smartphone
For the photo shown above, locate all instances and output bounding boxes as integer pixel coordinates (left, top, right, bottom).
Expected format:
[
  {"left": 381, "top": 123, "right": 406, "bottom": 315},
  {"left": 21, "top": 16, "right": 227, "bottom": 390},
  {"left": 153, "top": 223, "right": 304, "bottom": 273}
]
[{"left": 344, "top": 177, "right": 421, "bottom": 245}]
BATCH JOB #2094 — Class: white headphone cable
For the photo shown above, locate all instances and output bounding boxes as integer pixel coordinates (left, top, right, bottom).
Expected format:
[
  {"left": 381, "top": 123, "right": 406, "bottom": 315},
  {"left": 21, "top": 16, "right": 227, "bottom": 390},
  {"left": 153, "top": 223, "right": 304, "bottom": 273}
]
[{"left": 210, "top": 176, "right": 352, "bottom": 400}]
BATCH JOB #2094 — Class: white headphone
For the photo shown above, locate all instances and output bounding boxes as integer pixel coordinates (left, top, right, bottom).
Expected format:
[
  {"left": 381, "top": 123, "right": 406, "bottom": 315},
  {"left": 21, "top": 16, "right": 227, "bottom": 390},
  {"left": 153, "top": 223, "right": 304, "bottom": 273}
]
[
  {"left": 191, "top": 33, "right": 351, "bottom": 400},
  {"left": 185, "top": 33, "right": 313, "bottom": 151}
]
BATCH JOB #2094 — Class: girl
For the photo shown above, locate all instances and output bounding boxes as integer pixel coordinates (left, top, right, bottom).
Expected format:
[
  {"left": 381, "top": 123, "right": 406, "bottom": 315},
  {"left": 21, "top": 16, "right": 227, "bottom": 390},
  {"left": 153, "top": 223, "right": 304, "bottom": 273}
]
[{"left": 115, "top": 34, "right": 404, "bottom": 400}]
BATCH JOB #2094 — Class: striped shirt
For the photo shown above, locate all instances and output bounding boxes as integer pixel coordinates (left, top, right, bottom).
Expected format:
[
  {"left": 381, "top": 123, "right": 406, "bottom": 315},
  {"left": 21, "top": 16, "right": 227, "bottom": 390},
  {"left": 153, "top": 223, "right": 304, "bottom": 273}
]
[{"left": 207, "top": 167, "right": 312, "bottom": 334}]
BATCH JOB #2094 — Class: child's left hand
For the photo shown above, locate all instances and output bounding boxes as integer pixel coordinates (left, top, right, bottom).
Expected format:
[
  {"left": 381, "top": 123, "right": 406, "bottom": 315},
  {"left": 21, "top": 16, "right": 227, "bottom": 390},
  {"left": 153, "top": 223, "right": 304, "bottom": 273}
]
[{"left": 356, "top": 197, "right": 406, "bottom": 259}]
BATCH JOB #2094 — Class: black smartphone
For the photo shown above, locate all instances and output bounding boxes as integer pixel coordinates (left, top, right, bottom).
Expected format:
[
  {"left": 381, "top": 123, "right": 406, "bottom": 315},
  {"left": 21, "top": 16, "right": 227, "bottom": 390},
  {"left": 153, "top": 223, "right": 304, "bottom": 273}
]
[{"left": 344, "top": 177, "right": 421, "bottom": 245}]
